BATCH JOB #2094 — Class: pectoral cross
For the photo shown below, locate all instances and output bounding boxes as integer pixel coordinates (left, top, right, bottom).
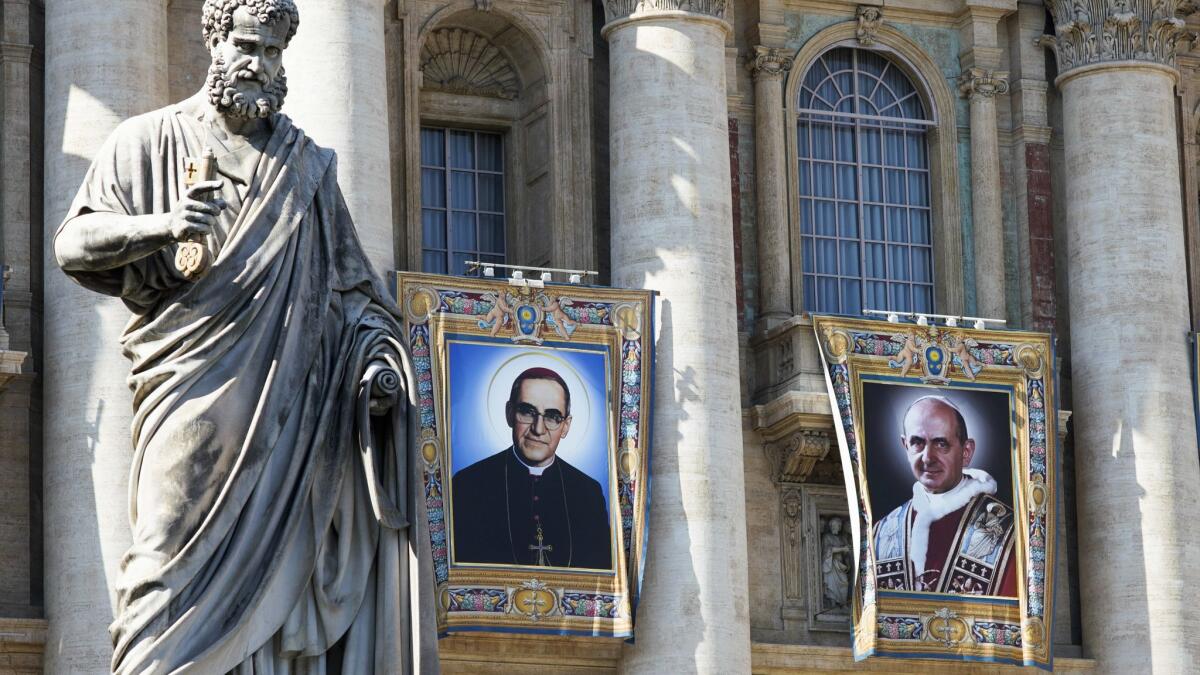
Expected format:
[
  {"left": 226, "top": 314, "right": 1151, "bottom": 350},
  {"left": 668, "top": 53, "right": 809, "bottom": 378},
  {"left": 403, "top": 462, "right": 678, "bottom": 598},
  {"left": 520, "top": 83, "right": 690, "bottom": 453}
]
[{"left": 528, "top": 524, "right": 553, "bottom": 566}]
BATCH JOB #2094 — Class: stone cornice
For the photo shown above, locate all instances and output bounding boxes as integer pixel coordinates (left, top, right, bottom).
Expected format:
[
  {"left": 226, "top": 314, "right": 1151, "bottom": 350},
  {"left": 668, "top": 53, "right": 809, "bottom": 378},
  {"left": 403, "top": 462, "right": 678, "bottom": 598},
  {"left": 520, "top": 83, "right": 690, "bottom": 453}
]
[
  {"left": 958, "top": 67, "right": 1010, "bottom": 99},
  {"left": 747, "top": 46, "right": 792, "bottom": 81},
  {"left": 603, "top": 0, "right": 727, "bottom": 25},
  {"left": 1042, "top": 0, "right": 1195, "bottom": 73}
]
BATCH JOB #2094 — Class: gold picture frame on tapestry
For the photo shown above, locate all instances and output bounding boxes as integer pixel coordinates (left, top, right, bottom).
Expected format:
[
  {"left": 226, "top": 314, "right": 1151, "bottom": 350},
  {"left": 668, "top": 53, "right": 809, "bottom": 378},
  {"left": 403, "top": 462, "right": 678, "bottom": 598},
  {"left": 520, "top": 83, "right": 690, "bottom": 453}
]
[
  {"left": 398, "top": 272, "right": 654, "bottom": 638},
  {"left": 813, "top": 315, "right": 1056, "bottom": 670}
]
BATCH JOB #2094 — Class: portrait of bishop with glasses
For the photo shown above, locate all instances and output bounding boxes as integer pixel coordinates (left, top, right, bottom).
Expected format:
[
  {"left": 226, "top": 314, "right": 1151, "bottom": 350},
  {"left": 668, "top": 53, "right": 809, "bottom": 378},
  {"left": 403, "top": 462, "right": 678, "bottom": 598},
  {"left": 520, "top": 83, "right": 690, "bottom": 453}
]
[{"left": 452, "top": 367, "right": 612, "bottom": 569}]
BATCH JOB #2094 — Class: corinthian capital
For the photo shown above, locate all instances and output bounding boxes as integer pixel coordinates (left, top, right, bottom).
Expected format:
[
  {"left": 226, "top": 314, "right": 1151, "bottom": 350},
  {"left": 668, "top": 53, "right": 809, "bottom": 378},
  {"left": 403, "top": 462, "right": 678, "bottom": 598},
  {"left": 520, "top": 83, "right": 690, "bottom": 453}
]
[
  {"left": 748, "top": 46, "right": 793, "bottom": 81},
  {"left": 1042, "top": 0, "right": 1195, "bottom": 73},
  {"left": 958, "top": 68, "right": 1010, "bottom": 100},
  {"left": 603, "top": 0, "right": 728, "bottom": 24}
]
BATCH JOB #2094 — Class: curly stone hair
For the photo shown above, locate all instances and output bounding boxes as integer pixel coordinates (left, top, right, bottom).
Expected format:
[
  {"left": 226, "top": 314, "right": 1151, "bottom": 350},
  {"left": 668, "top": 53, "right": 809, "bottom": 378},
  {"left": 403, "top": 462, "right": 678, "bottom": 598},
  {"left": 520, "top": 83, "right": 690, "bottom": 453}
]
[{"left": 201, "top": 0, "right": 299, "bottom": 48}]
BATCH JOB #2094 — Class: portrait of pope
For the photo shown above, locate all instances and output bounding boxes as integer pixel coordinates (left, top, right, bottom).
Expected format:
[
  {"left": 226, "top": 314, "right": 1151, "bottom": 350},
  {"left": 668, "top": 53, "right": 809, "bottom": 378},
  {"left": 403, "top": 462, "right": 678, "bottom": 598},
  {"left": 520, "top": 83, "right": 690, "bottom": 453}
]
[
  {"left": 868, "top": 390, "right": 1018, "bottom": 597},
  {"left": 452, "top": 366, "right": 613, "bottom": 570}
]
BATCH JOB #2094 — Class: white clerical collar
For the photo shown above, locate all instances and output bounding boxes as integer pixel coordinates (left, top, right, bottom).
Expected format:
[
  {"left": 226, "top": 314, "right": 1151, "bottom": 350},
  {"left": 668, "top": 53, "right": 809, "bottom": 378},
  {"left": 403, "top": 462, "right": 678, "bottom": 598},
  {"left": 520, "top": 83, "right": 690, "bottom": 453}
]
[{"left": 512, "top": 446, "right": 555, "bottom": 475}]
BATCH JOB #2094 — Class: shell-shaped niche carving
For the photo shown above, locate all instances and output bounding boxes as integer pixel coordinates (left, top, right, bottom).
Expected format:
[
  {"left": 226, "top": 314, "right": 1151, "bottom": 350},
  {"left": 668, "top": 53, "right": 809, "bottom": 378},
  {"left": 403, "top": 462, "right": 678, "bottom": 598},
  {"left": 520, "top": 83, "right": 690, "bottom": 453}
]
[{"left": 420, "top": 28, "right": 520, "bottom": 100}]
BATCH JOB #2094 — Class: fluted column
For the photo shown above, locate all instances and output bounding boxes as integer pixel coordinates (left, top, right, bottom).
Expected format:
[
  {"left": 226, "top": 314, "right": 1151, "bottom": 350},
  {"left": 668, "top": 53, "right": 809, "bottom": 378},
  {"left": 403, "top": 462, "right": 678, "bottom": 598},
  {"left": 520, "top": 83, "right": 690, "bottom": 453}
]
[
  {"left": 1044, "top": 1, "right": 1200, "bottom": 671},
  {"left": 602, "top": 2, "right": 750, "bottom": 673},
  {"left": 285, "top": 0, "right": 395, "bottom": 271},
  {"left": 749, "top": 46, "right": 792, "bottom": 328},
  {"left": 43, "top": 1, "right": 168, "bottom": 672},
  {"left": 958, "top": 68, "right": 1008, "bottom": 320}
]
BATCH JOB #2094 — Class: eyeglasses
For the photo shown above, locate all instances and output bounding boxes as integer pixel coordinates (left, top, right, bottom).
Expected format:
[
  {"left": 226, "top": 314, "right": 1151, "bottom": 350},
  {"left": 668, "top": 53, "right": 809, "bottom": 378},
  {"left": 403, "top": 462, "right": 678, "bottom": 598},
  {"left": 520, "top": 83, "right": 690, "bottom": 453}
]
[{"left": 513, "top": 403, "right": 567, "bottom": 430}]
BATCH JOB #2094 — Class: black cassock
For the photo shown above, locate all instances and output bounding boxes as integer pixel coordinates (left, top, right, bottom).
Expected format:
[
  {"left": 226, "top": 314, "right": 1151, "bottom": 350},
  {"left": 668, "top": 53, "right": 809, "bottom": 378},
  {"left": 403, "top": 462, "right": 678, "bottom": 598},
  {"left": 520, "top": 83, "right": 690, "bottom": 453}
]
[{"left": 452, "top": 447, "right": 612, "bottom": 570}]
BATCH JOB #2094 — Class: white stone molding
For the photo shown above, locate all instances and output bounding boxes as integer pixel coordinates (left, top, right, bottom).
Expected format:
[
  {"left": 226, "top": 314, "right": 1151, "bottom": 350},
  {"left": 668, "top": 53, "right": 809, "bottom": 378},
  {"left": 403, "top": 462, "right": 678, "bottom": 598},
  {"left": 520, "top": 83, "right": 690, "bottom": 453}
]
[
  {"left": 602, "top": 0, "right": 727, "bottom": 24},
  {"left": 784, "top": 23, "right": 966, "bottom": 315},
  {"left": 747, "top": 46, "right": 792, "bottom": 81},
  {"left": 1043, "top": 0, "right": 1195, "bottom": 73},
  {"left": 958, "top": 67, "right": 1010, "bottom": 99},
  {"left": 855, "top": 5, "right": 883, "bottom": 47},
  {"left": 420, "top": 27, "right": 519, "bottom": 100}
]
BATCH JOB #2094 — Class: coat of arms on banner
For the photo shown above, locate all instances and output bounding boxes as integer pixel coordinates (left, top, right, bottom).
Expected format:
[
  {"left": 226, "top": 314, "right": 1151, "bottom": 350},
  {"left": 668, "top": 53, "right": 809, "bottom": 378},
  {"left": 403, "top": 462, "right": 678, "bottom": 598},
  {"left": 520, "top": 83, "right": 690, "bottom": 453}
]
[
  {"left": 813, "top": 316, "right": 1057, "bottom": 670},
  {"left": 398, "top": 273, "right": 654, "bottom": 638}
]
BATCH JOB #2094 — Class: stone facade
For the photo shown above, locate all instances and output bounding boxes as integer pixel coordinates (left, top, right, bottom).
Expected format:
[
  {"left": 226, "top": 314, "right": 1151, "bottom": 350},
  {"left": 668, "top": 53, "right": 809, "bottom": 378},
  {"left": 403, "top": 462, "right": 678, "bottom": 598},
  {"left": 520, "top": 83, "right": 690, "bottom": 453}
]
[{"left": 7, "top": 0, "right": 1200, "bottom": 672}]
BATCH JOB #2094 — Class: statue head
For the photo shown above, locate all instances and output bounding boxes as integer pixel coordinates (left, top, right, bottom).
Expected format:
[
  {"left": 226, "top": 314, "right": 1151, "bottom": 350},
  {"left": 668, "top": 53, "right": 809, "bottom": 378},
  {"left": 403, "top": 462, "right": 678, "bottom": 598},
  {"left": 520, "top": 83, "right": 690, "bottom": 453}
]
[{"left": 201, "top": 0, "right": 300, "bottom": 120}]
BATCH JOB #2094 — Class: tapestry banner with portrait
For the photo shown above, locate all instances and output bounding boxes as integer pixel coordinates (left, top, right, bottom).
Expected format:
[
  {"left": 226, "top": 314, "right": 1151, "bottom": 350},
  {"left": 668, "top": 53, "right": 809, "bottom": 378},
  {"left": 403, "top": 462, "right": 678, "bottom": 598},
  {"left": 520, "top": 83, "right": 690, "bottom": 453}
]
[
  {"left": 813, "top": 316, "right": 1057, "bottom": 670},
  {"left": 398, "top": 273, "right": 654, "bottom": 638}
]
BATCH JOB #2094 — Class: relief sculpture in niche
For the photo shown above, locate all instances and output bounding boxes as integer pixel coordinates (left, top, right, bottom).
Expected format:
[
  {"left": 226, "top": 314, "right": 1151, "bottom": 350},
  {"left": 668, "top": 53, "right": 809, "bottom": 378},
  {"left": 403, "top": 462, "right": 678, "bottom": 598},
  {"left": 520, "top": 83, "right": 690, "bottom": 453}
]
[{"left": 819, "top": 515, "right": 852, "bottom": 616}]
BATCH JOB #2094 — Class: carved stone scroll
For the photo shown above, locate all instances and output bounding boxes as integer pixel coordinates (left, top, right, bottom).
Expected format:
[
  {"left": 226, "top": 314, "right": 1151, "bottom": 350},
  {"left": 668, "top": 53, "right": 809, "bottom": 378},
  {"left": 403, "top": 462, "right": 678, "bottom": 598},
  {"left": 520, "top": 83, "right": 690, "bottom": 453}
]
[
  {"left": 747, "top": 46, "right": 792, "bottom": 81},
  {"left": 958, "top": 67, "right": 1010, "bottom": 100},
  {"left": 768, "top": 430, "right": 832, "bottom": 484}
]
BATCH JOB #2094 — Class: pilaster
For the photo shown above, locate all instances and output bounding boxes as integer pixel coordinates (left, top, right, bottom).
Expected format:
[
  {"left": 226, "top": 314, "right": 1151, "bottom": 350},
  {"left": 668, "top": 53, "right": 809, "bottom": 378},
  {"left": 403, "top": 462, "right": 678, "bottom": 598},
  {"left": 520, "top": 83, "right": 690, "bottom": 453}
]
[
  {"left": 749, "top": 46, "right": 792, "bottom": 330},
  {"left": 957, "top": 1, "right": 1014, "bottom": 321}
]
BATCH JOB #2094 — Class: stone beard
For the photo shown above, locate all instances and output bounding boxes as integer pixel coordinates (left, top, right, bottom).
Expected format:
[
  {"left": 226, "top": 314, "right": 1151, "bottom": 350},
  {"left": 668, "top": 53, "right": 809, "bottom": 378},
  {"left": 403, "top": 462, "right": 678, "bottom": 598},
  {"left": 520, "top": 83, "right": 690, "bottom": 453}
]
[{"left": 206, "top": 55, "right": 288, "bottom": 119}]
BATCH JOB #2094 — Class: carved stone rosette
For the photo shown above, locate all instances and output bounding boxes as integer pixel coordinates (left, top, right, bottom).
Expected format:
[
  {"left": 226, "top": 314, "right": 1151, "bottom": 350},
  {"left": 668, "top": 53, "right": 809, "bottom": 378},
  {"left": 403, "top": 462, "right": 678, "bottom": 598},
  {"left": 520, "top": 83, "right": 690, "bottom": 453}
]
[
  {"left": 747, "top": 46, "right": 792, "bottom": 81},
  {"left": 1043, "top": 0, "right": 1195, "bottom": 73},
  {"left": 958, "top": 68, "right": 1010, "bottom": 100},
  {"left": 603, "top": 0, "right": 728, "bottom": 24}
]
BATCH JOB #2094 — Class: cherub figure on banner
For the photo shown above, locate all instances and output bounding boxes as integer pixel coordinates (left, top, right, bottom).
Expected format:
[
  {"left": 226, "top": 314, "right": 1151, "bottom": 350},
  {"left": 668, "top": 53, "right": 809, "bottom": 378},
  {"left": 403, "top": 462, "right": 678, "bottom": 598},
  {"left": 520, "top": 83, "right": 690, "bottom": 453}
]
[
  {"left": 479, "top": 290, "right": 515, "bottom": 338},
  {"left": 540, "top": 293, "right": 578, "bottom": 339},
  {"left": 889, "top": 331, "right": 923, "bottom": 377},
  {"left": 946, "top": 334, "right": 983, "bottom": 381}
]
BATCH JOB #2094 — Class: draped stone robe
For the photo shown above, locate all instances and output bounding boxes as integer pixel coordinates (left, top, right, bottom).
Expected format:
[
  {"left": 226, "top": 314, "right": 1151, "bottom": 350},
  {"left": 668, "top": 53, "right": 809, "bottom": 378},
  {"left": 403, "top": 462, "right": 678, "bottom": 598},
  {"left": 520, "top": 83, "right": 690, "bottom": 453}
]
[{"left": 58, "top": 100, "right": 438, "bottom": 674}]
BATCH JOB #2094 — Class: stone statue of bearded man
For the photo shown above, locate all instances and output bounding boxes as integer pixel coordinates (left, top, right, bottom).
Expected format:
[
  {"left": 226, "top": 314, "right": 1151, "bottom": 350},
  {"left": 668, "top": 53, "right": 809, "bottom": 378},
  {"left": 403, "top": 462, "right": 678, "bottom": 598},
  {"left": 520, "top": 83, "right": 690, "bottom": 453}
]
[{"left": 53, "top": 1, "right": 439, "bottom": 672}]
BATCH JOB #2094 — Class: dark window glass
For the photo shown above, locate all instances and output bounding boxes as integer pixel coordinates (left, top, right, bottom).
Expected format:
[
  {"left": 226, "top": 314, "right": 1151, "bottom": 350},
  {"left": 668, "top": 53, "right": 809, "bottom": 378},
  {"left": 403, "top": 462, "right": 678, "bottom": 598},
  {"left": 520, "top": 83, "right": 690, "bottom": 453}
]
[
  {"left": 796, "top": 47, "right": 935, "bottom": 315},
  {"left": 419, "top": 127, "right": 506, "bottom": 275}
]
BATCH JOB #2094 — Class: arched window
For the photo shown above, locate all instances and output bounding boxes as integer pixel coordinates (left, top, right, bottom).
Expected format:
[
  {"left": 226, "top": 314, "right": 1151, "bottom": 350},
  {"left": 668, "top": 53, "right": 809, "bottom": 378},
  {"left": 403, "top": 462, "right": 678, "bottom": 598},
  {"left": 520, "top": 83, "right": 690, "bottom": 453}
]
[{"left": 797, "top": 47, "right": 934, "bottom": 316}]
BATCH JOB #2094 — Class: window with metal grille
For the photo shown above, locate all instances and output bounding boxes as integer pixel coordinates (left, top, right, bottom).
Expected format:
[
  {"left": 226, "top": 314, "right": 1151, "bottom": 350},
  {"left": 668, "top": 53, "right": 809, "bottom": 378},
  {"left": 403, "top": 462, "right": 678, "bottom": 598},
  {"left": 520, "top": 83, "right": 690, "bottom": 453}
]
[
  {"left": 797, "top": 47, "right": 935, "bottom": 316},
  {"left": 420, "top": 127, "right": 506, "bottom": 275}
]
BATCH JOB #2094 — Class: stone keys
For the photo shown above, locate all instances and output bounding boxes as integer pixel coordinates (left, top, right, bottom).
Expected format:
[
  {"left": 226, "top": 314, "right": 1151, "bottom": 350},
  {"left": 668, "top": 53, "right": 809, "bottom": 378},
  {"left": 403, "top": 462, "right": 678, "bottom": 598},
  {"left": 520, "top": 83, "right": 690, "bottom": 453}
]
[{"left": 177, "top": 148, "right": 218, "bottom": 279}]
